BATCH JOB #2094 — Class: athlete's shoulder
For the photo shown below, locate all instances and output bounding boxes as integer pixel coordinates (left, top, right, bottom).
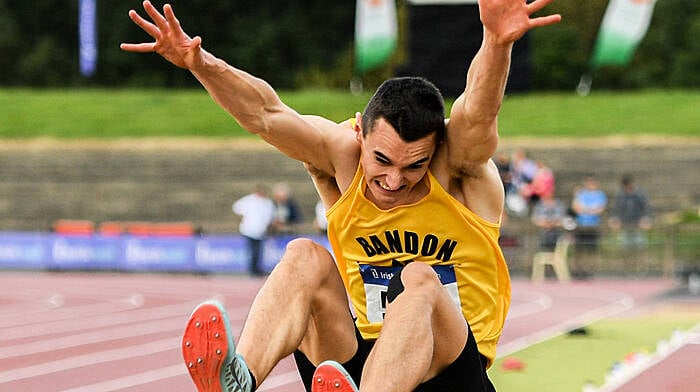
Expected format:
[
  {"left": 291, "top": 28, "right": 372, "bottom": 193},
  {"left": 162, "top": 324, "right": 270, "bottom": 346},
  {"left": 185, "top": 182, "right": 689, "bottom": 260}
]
[
  {"left": 340, "top": 117, "right": 356, "bottom": 130},
  {"left": 300, "top": 115, "right": 356, "bottom": 133}
]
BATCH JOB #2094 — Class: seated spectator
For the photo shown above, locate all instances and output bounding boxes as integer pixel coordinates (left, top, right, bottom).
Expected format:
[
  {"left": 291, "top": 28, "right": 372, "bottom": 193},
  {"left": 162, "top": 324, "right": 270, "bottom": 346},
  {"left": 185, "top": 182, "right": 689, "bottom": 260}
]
[
  {"left": 608, "top": 174, "right": 652, "bottom": 250},
  {"left": 520, "top": 159, "right": 555, "bottom": 208},
  {"left": 494, "top": 152, "right": 515, "bottom": 195},
  {"left": 571, "top": 174, "right": 607, "bottom": 279},
  {"left": 270, "top": 182, "right": 302, "bottom": 234},
  {"left": 503, "top": 148, "right": 539, "bottom": 218},
  {"left": 510, "top": 148, "right": 537, "bottom": 191},
  {"left": 531, "top": 193, "right": 566, "bottom": 251}
]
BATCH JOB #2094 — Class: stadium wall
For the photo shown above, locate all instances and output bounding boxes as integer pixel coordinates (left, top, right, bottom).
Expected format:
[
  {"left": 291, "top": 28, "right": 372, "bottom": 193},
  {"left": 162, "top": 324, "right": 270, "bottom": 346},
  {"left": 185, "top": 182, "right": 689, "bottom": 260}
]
[{"left": 0, "top": 140, "right": 697, "bottom": 235}]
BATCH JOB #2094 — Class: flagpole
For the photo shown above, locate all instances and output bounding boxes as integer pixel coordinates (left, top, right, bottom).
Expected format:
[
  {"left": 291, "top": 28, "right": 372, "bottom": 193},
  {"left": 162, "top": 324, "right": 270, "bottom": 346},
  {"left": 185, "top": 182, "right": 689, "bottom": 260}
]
[
  {"left": 576, "top": 72, "right": 592, "bottom": 97},
  {"left": 350, "top": 77, "right": 364, "bottom": 95}
]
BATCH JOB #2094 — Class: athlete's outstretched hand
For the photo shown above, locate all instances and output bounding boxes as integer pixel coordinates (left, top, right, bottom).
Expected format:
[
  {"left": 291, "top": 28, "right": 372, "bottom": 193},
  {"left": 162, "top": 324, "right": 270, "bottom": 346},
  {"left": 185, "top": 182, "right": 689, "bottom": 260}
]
[
  {"left": 120, "top": 1, "right": 203, "bottom": 70},
  {"left": 479, "top": 0, "right": 561, "bottom": 45}
]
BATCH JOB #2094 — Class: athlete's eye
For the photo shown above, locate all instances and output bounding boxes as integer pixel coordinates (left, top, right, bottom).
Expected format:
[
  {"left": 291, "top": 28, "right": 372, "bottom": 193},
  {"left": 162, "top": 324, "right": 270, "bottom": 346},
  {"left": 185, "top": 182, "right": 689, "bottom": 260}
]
[
  {"left": 375, "top": 156, "right": 390, "bottom": 165},
  {"left": 374, "top": 151, "right": 393, "bottom": 166}
]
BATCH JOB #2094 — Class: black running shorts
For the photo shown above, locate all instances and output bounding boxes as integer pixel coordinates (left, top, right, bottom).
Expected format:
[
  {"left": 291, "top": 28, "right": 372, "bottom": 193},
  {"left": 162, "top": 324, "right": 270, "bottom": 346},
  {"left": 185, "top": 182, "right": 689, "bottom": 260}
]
[{"left": 293, "top": 321, "right": 496, "bottom": 392}]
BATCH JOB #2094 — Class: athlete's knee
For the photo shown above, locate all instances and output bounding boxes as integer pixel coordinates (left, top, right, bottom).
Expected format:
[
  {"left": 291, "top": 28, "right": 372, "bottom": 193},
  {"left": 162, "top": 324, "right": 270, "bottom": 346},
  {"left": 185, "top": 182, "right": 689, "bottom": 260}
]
[
  {"left": 283, "top": 237, "right": 317, "bottom": 254},
  {"left": 387, "top": 263, "right": 440, "bottom": 303},
  {"left": 278, "top": 238, "right": 335, "bottom": 273},
  {"left": 402, "top": 262, "right": 440, "bottom": 285}
]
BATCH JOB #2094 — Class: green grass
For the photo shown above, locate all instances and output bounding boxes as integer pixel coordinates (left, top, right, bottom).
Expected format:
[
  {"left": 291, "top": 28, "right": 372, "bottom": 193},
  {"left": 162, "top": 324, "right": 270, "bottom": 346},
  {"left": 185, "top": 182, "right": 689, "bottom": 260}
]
[
  {"left": 499, "top": 90, "right": 700, "bottom": 138},
  {"left": 1, "top": 88, "right": 698, "bottom": 139},
  {"left": 0, "top": 88, "right": 371, "bottom": 139},
  {"left": 489, "top": 316, "right": 699, "bottom": 391}
]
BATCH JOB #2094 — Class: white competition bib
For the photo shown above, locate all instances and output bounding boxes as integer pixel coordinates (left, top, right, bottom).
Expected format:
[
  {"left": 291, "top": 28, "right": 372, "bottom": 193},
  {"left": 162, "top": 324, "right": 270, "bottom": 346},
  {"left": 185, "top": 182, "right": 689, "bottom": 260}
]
[{"left": 358, "top": 264, "right": 461, "bottom": 322}]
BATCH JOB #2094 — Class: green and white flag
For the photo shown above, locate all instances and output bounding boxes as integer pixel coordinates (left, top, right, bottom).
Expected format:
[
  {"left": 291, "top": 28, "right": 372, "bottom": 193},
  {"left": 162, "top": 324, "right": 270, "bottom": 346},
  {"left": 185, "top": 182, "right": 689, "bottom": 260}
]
[
  {"left": 355, "top": 0, "right": 398, "bottom": 75},
  {"left": 591, "top": 0, "right": 657, "bottom": 68}
]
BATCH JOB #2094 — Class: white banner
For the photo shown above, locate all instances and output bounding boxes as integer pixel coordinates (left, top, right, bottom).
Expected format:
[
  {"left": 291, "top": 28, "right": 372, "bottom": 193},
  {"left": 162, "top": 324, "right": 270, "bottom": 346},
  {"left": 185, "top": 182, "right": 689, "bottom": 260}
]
[
  {"left": 591, "top": 0, "right": 657, "bottom": 68},
  {"left": 355, "top": 0, "right": 398, "bottom": 75}
]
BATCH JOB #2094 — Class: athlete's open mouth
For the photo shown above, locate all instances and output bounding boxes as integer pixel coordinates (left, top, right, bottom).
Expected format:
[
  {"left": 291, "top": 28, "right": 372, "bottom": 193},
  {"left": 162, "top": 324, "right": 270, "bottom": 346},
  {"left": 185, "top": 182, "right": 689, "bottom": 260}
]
[{"left": 376, "top": 180, "right": 403, "bottom": 192}]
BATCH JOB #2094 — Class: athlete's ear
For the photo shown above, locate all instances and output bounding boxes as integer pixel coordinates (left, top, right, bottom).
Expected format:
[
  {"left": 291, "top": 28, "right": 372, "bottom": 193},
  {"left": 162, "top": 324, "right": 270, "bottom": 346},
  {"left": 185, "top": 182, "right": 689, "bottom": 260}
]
[{"left": 354, "top": 112, "right": 362, "bottom": 144}]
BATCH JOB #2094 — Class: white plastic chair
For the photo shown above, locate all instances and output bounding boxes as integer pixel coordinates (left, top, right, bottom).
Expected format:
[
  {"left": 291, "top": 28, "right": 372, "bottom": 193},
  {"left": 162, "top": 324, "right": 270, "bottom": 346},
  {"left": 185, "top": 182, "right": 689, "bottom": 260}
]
[{"left": 531, "top": 234, "right": 572, "bottom": 283}]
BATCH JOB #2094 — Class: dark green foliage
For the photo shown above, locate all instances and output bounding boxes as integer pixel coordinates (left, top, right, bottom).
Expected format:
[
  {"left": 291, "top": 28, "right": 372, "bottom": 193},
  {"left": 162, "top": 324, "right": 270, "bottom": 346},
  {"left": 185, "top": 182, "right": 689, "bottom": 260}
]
[
  {"left": 1, "top": 0, "right": 354, "bottom": 88},
  {"left": 1, "top": 0, "right": 699, "bottom": 90},
  {"left": 530, "top": 0, "right": 700, "bottom": 90}
]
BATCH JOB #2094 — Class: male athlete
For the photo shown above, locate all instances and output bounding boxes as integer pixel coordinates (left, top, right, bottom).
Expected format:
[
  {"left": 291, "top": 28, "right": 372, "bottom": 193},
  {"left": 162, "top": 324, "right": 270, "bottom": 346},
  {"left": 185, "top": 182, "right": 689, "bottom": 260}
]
[{"left": 121, "top": 1, "right": 560, "bottom": 391}]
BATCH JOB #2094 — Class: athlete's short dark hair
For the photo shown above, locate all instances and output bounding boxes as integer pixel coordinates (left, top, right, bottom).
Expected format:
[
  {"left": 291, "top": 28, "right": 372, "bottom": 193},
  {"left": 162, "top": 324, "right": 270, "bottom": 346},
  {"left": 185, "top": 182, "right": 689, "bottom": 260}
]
[{"left": 362, "top": 77, "right": 446, "bottom": 144}]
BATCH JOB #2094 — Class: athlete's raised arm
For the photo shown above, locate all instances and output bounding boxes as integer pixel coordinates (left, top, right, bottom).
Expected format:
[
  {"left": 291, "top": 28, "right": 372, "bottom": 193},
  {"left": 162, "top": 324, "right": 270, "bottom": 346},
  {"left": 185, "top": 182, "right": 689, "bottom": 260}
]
[
  {"left": 446, "top": 0, "right": 561, "bottom": 167},
  {"left": 120, "top": 1, "right": 339, "bottom": 174}
]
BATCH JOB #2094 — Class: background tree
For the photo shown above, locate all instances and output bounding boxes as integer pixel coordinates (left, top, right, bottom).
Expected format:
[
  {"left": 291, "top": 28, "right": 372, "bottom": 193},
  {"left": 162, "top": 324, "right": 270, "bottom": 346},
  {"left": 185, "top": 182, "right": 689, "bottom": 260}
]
[{"left": 0, "top": 0, "right": 698, "bottom": 90}]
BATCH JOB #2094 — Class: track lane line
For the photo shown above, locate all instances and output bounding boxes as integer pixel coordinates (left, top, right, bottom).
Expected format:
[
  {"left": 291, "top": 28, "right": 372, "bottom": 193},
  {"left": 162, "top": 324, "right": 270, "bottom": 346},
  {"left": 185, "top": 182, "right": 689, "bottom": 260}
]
[
  {"left": 497, "top": 292, "right": 634, "bottom": 358},
  {"left": 0, "top": 337, "right": 180, "bottom": 383},
  {"left": 57, "top": 364, "right": 186, "bottom": 392},
  {"left": 0, "top": 295, "right": 144, "bottom": 328},
  {"left": 592, "top": 322, "right": 700, "bottom": 392},
  {"left": 0, "top": 299, "right": 248, "bottom": 341},
  {"left": 0, "top": 316, "right": 194, "bottom": 359}
]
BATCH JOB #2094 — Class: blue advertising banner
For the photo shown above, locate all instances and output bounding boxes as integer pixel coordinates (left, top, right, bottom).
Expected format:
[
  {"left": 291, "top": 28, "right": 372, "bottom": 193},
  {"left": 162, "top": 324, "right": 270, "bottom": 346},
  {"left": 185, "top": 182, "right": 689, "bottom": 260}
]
[
  {"left": 0, "top": 232, "right": 49, "bottom": 269},
  {"left": 50, "top": 235, "right": 122, "bottom": 270},
  {"left": 122, "top": 237, "right": 196, "bottom": 272},
  {"left": 0, "top": 233, "right": 334, "bottom": 274},
  {"left": 194, "top": 235, "right": 249, "bottom": 274}
]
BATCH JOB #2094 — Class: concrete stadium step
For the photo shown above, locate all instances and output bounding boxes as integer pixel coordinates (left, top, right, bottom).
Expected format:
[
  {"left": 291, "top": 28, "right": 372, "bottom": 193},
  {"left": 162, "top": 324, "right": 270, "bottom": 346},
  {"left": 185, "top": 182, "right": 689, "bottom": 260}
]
[{"left": 0, "top": 141, "right": 697, "bottom": 234}]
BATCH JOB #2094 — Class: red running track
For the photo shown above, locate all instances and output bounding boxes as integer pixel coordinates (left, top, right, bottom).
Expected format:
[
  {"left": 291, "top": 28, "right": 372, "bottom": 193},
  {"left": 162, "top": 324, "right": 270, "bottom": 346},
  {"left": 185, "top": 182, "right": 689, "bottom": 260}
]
[{"left": 0, "top": 272, "right": 688, "bottom": 392}]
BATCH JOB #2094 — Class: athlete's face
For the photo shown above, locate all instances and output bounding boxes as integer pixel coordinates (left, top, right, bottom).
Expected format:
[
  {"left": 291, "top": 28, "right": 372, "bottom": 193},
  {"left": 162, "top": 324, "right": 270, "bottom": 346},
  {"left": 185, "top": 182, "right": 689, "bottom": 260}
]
[{"left": 358, "top": 117, "right": 437, "bottom": 209}]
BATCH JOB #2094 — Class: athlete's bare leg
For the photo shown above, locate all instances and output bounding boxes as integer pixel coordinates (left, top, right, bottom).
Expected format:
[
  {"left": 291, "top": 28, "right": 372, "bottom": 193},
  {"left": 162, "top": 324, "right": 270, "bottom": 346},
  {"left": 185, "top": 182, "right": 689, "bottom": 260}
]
[
  {"left": 236, "top": 238, "right": 357, "bottom": 384},
  {"left": 360, "top": 262, "right": 468, "bottom": 392}
]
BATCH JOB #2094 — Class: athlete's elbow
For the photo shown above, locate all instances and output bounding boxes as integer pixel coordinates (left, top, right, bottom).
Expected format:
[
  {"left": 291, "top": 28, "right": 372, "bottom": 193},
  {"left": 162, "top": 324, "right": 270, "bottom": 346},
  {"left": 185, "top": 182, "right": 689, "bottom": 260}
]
[{"left": 233, "top": 111, "right": 267, "bottom": 135}]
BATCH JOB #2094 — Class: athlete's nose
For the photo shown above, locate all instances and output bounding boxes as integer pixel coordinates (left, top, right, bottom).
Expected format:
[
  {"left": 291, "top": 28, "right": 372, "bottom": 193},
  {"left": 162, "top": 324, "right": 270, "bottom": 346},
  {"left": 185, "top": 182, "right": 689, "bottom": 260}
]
[{"left": 385, "top": 169, "right": 402, "bottom": 190}]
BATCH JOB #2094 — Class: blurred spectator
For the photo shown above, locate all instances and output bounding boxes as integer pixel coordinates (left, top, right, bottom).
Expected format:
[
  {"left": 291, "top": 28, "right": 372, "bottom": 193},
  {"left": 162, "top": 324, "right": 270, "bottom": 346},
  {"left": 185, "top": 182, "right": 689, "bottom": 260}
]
[
  {"left": 520, "top": 159, "right": 555, "bottom": 209},
  {"left": 608, "top": 174, "right": 652, "bottom": 252},
  {"left": 531, "top": 193, "right": 566, "bottom": 251},
  {"left": 571, "top": 174, "right": 607, "bottom": 279},
  {"left": 233, "top": 184, "right": 275, "bottom": 276},
  {"left": 270, "top": 182, "right": 302, "bottom": 234},
  {"left": 510, "top": 148, "right": 537, "bottom": 192},
  {"left": 494, "top": 152, "right": 515, "bottom": 194},
  {"left": 503, "top": 148, "right": 537, "bottom": 217}
]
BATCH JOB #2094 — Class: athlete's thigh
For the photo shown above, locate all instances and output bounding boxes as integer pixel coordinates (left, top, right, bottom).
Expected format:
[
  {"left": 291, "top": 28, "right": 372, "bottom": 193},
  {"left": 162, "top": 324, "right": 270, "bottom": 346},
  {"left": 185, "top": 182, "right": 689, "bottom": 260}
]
[
  {"left": 417, "top": 325, "right": 495, "bottom": 392},
  {"left": 396, "top": 263, "right": 469, "bottom": 373},
  {"left": 424, "top": 276, "right": 469, "bottom": 374},
  {"left": 398, "top": 264, "right": 490, "bottom": 390},
  {"left": 294, "top": 241, "right": 357, "bottom": 364}
]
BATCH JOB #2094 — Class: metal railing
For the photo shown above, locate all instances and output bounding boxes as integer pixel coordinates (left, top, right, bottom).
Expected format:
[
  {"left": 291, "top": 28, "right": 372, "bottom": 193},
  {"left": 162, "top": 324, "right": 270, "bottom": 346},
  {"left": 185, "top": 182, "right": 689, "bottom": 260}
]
[{"left": 500, "top": 222, "right": 700, "bottom": 280}]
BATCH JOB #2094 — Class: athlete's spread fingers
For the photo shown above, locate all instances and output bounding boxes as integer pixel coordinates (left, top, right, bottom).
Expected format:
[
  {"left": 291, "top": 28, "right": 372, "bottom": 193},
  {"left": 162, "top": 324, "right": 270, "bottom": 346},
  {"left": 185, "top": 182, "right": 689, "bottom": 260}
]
[
  {"left": 142, "top": 0, "right": 169, "bottom": 33},
  {"left": 127, "top": 9, "right": 161, "bottom": 41},
  {"left": 119, "top": 42, "right": 157, "bottom": 53},
  {"left": 163, "top": 4, "right": 184, "bottom": 35},
  {"left": 524, "top": 0, "right": 561, "bottom": 28},
  {"left": 529, "top": 13, "right": 562, "bottom": 28},
  {"left": 163, "top": 4, "right": 194, "bottom": 45},
  {"left": 525, "top": 0, "right": 557, "bottom": 16}
]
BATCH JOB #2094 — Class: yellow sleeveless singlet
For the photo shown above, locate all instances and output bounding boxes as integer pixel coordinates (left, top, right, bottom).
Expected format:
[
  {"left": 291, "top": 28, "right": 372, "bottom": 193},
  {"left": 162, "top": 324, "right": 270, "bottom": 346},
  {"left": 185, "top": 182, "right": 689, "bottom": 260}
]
[{"left": 326, "top": 164, "right": 511, "bottom": 365}]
